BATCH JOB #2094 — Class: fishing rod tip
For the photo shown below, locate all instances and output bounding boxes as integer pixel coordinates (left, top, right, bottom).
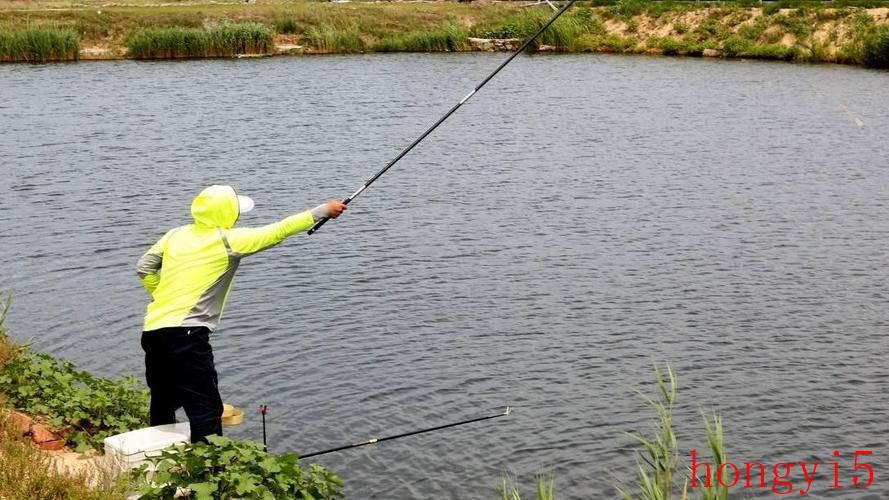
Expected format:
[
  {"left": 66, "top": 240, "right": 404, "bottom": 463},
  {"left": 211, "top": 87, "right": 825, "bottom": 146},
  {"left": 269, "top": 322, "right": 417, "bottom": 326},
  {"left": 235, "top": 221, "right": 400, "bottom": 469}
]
[{"left": 503, "top": 406, "right": 511, "bottom": 416}]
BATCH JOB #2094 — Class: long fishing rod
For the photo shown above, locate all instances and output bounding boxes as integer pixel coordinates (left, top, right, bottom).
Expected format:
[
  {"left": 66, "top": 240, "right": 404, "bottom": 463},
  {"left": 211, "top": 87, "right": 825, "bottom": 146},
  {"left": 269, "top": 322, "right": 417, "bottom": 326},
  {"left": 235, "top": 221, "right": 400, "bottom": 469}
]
[
  {"left": 299, "top": 406, "right": 511, "bottom": 459},
  {"left": 308, "top": 0, "right": 579, "bottom": 235}
]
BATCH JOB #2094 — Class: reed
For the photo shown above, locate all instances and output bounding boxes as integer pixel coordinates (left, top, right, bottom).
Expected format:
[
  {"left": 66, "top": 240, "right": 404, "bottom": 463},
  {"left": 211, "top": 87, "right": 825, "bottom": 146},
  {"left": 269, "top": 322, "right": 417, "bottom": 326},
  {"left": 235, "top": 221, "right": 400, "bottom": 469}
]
[
  {"left": 374, "top": 25, "right": 468, "bottom": 53},
  {"left": 303, "top": 24, "right": 365, "bottom": 53},
  {"left": 497, "top": 473, "right": 555, "bottom": 500},
  {"left": 864, "top": 25, "right": 889, "bottom": 67},
  {"left": 127, "top": 22, "right": 273, "bottom": 59},
  {"left": 616, "top": 362, "right": 730, "bottom": 500},
  {"left": 0, "top": 26, "right": 79, "bottom": 62}
]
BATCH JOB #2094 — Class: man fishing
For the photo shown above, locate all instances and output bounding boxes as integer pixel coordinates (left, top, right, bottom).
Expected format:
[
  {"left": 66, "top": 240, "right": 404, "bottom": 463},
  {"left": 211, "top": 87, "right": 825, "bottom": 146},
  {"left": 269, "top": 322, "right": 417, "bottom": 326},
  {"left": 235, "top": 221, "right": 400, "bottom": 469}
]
[{"left": 136, "top": 185, "right": 346, "bottom": 443}]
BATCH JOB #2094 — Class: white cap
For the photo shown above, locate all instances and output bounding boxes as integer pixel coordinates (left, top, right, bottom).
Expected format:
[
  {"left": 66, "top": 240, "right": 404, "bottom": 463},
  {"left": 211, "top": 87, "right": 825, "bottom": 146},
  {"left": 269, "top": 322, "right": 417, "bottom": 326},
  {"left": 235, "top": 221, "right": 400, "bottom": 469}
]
[{"left": 237, "top": 195, "right": 255, "bottom": 214}]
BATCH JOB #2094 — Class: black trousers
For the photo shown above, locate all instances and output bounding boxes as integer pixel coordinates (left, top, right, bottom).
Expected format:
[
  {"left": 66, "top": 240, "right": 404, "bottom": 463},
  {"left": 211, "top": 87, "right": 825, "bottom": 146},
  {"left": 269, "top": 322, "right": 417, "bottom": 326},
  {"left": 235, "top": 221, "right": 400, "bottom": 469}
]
[{"left": 141, "top": 326, "right": 223, "bottom": 444}]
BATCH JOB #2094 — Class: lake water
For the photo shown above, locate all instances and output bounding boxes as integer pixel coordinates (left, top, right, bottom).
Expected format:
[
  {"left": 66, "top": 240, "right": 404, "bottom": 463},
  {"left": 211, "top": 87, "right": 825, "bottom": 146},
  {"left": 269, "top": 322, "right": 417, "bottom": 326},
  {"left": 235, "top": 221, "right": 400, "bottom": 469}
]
[{"left": 1, "top": 53, "right": 887, "bottom": 498}]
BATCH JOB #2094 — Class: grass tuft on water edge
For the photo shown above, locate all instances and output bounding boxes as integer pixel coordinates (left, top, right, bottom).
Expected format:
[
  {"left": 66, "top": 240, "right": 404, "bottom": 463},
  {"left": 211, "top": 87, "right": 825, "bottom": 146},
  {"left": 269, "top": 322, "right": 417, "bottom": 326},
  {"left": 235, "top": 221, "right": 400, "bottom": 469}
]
[
  {"left": 127, "top": 22, "right": 273, "bottom": 59},
  {"left": 374, "top": 25, "right": 468, "bottom": 53},
  {"left": 0, "top": 25, "right": 79, "bottom": 63}
]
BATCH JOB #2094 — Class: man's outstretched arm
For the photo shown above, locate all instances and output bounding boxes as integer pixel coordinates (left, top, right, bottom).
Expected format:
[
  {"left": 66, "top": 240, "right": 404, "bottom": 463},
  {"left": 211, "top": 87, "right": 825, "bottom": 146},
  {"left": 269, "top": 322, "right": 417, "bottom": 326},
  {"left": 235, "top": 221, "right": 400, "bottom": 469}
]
[{"left": 226, "top": 200, "right": 347, "bottom": 256}]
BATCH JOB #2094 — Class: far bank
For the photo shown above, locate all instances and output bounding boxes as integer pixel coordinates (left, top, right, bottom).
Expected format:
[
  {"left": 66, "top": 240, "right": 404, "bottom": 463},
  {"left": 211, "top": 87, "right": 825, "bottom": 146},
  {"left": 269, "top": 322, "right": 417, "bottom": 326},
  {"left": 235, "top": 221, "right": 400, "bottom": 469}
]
[{"left": 1, "top": 1, "right": 888, "bottom": 67}]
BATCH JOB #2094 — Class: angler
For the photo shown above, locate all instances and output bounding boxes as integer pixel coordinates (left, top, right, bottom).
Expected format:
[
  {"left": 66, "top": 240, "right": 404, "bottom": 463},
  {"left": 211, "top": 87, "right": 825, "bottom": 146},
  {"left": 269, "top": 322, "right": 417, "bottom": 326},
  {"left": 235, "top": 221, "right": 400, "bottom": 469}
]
[{"left": 136, "top": 185, "right": 346, "bottom": 443}]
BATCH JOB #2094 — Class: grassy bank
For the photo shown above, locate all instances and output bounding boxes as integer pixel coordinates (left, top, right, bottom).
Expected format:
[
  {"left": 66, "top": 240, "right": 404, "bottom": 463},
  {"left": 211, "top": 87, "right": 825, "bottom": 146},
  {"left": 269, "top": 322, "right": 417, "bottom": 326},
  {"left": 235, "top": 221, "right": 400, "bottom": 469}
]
[{"left": 1, "top": 1, "right": 888, "bottom": 66}]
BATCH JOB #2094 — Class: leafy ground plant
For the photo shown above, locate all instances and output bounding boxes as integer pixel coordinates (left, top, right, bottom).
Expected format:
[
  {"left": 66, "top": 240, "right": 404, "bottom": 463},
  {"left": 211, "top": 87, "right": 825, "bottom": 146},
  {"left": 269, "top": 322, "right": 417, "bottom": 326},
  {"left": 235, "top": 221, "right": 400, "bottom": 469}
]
[
  {"left": 0, "top": 349, "right": 149, "bottom": 451},
  {"left": 133, "top": 435, "right": 343, "bottom": 499},
  {"left": 0, "top": 296, "right": 149, "bottom": 451}
]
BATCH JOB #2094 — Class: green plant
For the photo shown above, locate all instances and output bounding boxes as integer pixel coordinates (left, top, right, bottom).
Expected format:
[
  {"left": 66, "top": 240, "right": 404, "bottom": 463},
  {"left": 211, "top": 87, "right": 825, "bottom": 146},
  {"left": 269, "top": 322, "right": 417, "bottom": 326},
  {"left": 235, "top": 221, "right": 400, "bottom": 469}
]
[
  {"left": 616, "top": 363, "right": 731, "bottom": 500},
  {"left": 611, "top": 0, "right": 646, "bottom": 19},
  {"left": 0, "top": 295, "right": 16, "bottom": 373},
  {"left": 673, "top": 22, "right": 689, "bottom": 35},
  {"left": 497, "top": 472, "right": 554, "bottom": 500},
  {"left": 864, "top": 25, "right": 889, "bottom": 67},
  {"left": 616, "top": 363, "right": 678, "bottom": 500},
  {"left": 0, "top": 348, "right": 149, "bottom": 451},
  {"left": 133, "top": 435, "right": 343, "bottom": 499},
  {"left": 303, "top": 24, "right": 365, "bottom": 53},
  {"left": 658, "top": 36, "right": 683, "bottom": 55},
  {"left": 837, "top": 12, "right": 878, "bottom": 63},
  {"left": 698, "top": 414, "right": 728, "bottom": 500},
  {"left": 127, "top": 23, "right": 273, "bottom": 59},
  {"left": 626, "top": 19, "right": 639, "bottom": 34},
  {"left": 375, "top": 25, "right": 467, "bottom": 52},
  {"left": 762, "top": 4, "right": 781, "bottom": 16},
  {"left": 0, "top": 25, "right": 80, "bottom": 62},
  {"left": 276, "top": 17, "right": 298, "bottom": 34}
]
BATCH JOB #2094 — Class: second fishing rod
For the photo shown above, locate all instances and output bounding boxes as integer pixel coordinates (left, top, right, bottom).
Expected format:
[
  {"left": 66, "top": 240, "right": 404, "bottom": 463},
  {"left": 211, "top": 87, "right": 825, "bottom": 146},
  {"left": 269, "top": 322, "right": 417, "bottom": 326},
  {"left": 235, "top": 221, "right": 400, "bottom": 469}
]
[{"left": 308, "top": 0, "right": 580, "bottom": 235}]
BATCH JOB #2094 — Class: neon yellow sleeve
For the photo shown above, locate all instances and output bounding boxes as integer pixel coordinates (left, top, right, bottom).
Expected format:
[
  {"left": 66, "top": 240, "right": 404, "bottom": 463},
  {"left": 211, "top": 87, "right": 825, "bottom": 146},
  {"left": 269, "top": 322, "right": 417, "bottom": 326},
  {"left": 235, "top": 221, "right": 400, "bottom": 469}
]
[
  {"left": 136, "top": 229, "right": 176, "bottom": 295},
  {"left": 226, "top": 210, "right": 316, "bottom": 256}
]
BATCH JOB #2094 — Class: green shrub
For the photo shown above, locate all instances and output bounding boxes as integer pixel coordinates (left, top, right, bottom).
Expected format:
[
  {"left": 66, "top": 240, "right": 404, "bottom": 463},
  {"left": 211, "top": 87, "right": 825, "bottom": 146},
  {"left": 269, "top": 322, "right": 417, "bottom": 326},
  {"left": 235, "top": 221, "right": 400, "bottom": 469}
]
[
  {"left": 128, "top": 23, "right": 273, "bottom": 59},
  {"left": 673, "top": 21, "right": 689, "bottom": 35},
  {"left": 738, "top": 18, "right": 768, "bottom": 41},
  {"left": 615, "top": 363, "right": 729, "bottom": 500},
  {"left": 375, "top": 25, "right": 467, "bottom": 52},
  {"left": 838, "top": 12, "right": 879, "bottom": 63},
  {"left": 762, "top": 4, "right": 781, "bottom": 16},
  {"left": 576, "top": 33, "right": 638, "bottom": 53},
  {"left": 659, "top": 36, "right": 683, "bottom": 55},
  {"left": 722, "top": 36, "right": 796, "bottom": 60},
  {"left": 0, "top": 348, "right": 149, "bottom": 451},
  {"left": 498, "top": 472, "right": 554, "bottom": 500},
  {"left": 304, "top": 25, "right": 365, "bottom": 53},
  {"left": 864, "top": 26, "right": 889, "bottom": 67},
  {"left": 133, "top": 435, "right": 343, "bottom": 499},
  {"left": 0, "top": 26, "right": 79, "bottom": 63},
  {"left": 626, "top": 19, "right": 639, "bottom": 34},
  {"left": 610, "top": 0, "right": 646, "bottom": 19},
  {"left": 774, "top": 14, "right": 814, "bottom": 39},
  {"left": 276, "top": 17, "right": 299, "bottom": 35}
]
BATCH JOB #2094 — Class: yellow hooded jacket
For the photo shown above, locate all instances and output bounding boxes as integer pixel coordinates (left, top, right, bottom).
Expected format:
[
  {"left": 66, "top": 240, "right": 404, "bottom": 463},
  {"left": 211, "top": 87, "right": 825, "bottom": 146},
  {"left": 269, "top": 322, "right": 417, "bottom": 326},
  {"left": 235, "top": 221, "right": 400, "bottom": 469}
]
[{"left": 136, "top": 185, "right": 320, "bottom": 332}]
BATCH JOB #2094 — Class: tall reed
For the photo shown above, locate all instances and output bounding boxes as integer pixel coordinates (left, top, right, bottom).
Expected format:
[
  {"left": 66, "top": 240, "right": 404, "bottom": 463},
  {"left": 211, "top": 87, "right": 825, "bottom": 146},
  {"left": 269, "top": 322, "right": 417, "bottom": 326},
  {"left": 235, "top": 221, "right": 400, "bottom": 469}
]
[
  {"left": 374, "top": 25, "right": 468, "bottom": 52},
  {"left": 617, "top": 362, "right": 679, "bottom": 500},
  {"left": 0, "top": 26, "right": 79, "bottom": 63},
  {"left": 616, "top": 362, "right": 730, "bottom": 500},
  {"left": 303, "top": 24, "right": 365, "bottom": 53},
  {"left": 128, "top": 23, "right": 273, "bottom": 59},
  {"left": 498, "top": 472, "right": 555, "bottom": 500}
]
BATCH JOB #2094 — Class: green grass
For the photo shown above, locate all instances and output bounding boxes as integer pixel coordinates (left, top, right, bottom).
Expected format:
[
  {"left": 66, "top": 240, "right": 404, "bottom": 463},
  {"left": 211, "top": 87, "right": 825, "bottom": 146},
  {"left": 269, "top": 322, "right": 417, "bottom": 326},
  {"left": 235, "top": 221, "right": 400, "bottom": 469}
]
[
  {"left": 498, "top": 473, "right": 555, "bottom": 500},
  {"left": 302, "top": 24, "right": 365, "bottom": 53},
  {"left": 864, "top": 25, "right": 889, "bottom": 67},
  {"left": 375, "top": 25, "right": 468, "bottom": 53},
  {"left": 128, "top": 22, "right": 273, "bottom": 59},
  {"left": 0, "top": 412, "right": 129, "bottom": 499},
  {"left": 0, "top": 25, "right": 79, "bottom": 62},
  {"left": 616, "top": 362, "right": 729, "bottom": 500}
]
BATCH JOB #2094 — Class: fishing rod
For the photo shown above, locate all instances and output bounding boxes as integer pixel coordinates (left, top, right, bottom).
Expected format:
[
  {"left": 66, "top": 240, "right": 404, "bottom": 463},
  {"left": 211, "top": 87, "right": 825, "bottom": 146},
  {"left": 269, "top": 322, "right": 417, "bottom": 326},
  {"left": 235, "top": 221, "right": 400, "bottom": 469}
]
[
  {"left": 299, "top": 406, "right": 511, "bottom": 459},
  {"left": 308, "top": 0, "right": 580, "bottom": 235}
]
